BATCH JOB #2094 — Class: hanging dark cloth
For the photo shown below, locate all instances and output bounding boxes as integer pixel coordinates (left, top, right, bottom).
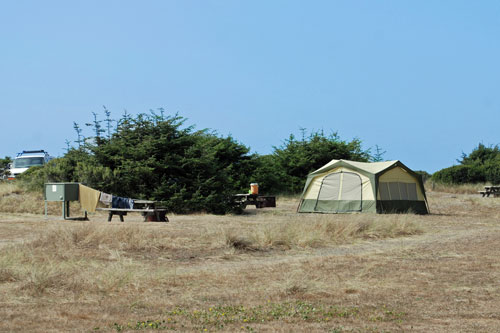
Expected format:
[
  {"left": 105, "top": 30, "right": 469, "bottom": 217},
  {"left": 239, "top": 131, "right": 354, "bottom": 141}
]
[{"left": 111, "top": 196, "right": 134, "bottom": 209}]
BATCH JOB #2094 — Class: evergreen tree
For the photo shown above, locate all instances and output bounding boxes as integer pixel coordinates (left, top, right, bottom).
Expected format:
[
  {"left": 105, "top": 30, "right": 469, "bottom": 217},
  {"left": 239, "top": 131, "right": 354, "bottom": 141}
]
[
  {"left": 270, "top": 130, "right": 370, "bottom": 193},
  {"left": 22, "top": 111, "right": 254, "bottom": 214}
]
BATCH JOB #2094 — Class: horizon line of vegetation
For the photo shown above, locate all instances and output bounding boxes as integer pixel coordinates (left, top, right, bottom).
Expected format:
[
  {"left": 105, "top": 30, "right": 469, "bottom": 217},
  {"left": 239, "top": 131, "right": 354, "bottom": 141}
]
[{"left": 1, "top": 107, "right": 498, "bottom": 213}]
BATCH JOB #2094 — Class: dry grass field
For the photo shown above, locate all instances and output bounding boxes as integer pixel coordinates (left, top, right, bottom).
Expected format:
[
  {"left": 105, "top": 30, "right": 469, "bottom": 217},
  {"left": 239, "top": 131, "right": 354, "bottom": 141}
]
[{"left": 1, "top": 183, "right": 500, "bottom": 332}]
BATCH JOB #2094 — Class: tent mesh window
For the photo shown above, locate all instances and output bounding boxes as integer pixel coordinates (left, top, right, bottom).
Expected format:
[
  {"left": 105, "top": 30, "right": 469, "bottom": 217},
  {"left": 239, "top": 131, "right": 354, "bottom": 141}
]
[
  {"left": 407, "top": 183, "right": 418, "bottom": 200},
  {"left": 380, "top": 182, "right": 418, "bottom": 200},
  {"left": 379, "top": 182, "right": 391, "bottom": 200},
  {"left": 388, "top": 183, "right": 400, "bottom": 200},
  {"left": 399, "top": 182, "right": 409, "bottom": 200}
]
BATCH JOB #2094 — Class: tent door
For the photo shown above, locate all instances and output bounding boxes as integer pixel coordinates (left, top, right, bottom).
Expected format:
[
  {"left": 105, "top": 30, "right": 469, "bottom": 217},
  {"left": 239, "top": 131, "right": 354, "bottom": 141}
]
[{"left": 314, "top": 172, "right": 362, "bottom": 213}]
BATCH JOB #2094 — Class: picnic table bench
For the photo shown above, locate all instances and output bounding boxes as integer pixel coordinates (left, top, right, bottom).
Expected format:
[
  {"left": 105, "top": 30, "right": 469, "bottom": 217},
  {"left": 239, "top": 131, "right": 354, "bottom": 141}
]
[
  {"left": 97, "top": 199, "right": 168, "bottom": 222},
  {"left": 479, "top": 186, "right": 500, "bottom": 197}
]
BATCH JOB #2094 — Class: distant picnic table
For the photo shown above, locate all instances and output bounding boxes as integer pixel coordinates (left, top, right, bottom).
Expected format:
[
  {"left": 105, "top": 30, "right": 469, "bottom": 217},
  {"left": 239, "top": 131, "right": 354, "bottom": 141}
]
[
  {"left": 479, "top": 186, "right": 500, "bottom": 197},
  {"left": 232, "top": 194, "right": 276, "bottom": 209}
]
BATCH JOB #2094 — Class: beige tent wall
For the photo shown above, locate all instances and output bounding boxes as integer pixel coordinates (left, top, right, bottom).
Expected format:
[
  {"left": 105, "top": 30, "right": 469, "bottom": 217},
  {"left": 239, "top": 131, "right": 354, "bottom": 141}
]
[
  {"left": 378, "top": 167, "right": 425, "bottom": 201},
  {"left": 303, "top": 167, "right": 375, "bottom": 201}
]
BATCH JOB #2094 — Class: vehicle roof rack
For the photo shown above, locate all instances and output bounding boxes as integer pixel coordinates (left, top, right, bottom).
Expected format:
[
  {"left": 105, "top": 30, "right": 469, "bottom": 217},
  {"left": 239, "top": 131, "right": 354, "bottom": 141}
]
[
  {"left": 17, "top": 150, "right": 49, "bottom": 157},
  {"left": 22, "top": 150, "right": 46, "bottom": 154}
]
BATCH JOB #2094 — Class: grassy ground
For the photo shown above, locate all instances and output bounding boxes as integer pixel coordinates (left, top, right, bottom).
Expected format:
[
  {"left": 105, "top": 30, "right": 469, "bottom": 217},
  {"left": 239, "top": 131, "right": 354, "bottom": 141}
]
[{"left": 1, "top": 182, "right": 500, "bottom": 332}]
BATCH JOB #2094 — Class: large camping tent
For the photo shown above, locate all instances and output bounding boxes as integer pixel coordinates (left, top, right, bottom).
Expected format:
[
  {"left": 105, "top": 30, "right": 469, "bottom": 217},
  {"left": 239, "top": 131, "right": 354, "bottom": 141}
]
[{"left": 297, "top": 159, "right": 429, "bottom": 214}]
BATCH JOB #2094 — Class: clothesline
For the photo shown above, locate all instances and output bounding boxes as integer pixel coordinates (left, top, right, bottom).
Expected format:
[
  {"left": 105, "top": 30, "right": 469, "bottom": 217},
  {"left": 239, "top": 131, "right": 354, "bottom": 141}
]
[{"left": 79, "top": 184, "right": 135, "bottom": 213}]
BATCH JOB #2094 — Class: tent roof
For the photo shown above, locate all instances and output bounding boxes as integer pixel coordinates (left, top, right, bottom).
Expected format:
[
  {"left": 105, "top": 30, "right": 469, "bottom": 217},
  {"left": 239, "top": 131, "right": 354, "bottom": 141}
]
[{"left": 310, "top": 159, "right": 400, "bottom": 176}]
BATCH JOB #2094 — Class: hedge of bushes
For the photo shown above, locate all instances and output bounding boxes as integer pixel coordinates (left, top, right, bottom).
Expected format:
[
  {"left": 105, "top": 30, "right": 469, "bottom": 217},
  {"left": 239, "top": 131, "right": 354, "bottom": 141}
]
[{"left": 432, "top": 144, "right": 500, "bottom": 184}]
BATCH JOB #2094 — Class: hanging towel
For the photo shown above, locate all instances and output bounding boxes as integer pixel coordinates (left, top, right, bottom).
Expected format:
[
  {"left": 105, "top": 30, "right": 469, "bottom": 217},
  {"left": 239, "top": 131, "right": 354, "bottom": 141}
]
[
  {"left": 79, "top": 184, "right": 101, "bottom": 213},
  {"left": 99, "top": 192, "right": 113, "bottom": 205},
  {"left": 111, "top": 196, "right": 134, "bottom": 209}
]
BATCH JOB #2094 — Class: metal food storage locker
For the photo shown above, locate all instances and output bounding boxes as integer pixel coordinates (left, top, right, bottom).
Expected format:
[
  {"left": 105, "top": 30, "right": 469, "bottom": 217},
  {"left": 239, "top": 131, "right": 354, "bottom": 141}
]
[{"left": 44, "top": 182, "right": 81, "bottom": 219}]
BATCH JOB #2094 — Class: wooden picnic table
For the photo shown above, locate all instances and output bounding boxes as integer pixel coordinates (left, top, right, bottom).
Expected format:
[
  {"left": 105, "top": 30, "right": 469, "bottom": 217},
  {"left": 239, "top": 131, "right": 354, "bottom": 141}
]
[
  {"left": 479, "top": 186, "right": 500, "bottom": 197},
  {"left": 97, "top": 199, "right": 168, "bottom": 222},
  {"left": 232, "top": 194, "right": 276, "bottom": 209}
]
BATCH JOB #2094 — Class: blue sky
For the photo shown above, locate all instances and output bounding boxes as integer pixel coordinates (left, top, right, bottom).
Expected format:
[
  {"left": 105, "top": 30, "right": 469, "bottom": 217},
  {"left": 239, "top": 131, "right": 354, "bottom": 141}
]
[{"left": 1, "top": 1, "right": 499, "bottom": 173}]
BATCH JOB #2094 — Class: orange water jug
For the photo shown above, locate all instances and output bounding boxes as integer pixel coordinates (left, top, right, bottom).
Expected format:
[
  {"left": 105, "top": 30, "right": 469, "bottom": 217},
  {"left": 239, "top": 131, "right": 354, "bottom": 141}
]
[{"left": 250, "top": 183, "right": 259, "bottom": 195}]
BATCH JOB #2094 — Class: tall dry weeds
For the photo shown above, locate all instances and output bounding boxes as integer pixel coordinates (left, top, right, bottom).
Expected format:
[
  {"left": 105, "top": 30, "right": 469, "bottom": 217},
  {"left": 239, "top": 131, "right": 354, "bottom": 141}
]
[
  {"left": 28, "top": 223, "right": 174, "bottom": 254},
  {"left": 225, "top": 214, "right": 422, "bottom": 251},
  {"left": 426, "top": 181, "right": 486, "bottom": 194},
  {"left": 0, "top": 224, "right": 177, "bottom": 297},
  {"left": 0, "top": 181, "right": 80, "bottom": 215}
]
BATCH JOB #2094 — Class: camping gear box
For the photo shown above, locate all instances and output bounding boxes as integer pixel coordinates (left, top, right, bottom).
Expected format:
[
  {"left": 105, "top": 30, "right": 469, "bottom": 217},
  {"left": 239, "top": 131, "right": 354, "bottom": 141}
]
[{"left": 45, "top": 183, "right": 79, "bottom": 201}]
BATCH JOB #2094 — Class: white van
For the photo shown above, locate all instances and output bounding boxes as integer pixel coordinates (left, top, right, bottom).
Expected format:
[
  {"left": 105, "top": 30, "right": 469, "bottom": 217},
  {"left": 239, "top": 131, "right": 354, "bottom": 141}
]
[{"left": 8, "top": 150, "right": 53, "bottom": 179}]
